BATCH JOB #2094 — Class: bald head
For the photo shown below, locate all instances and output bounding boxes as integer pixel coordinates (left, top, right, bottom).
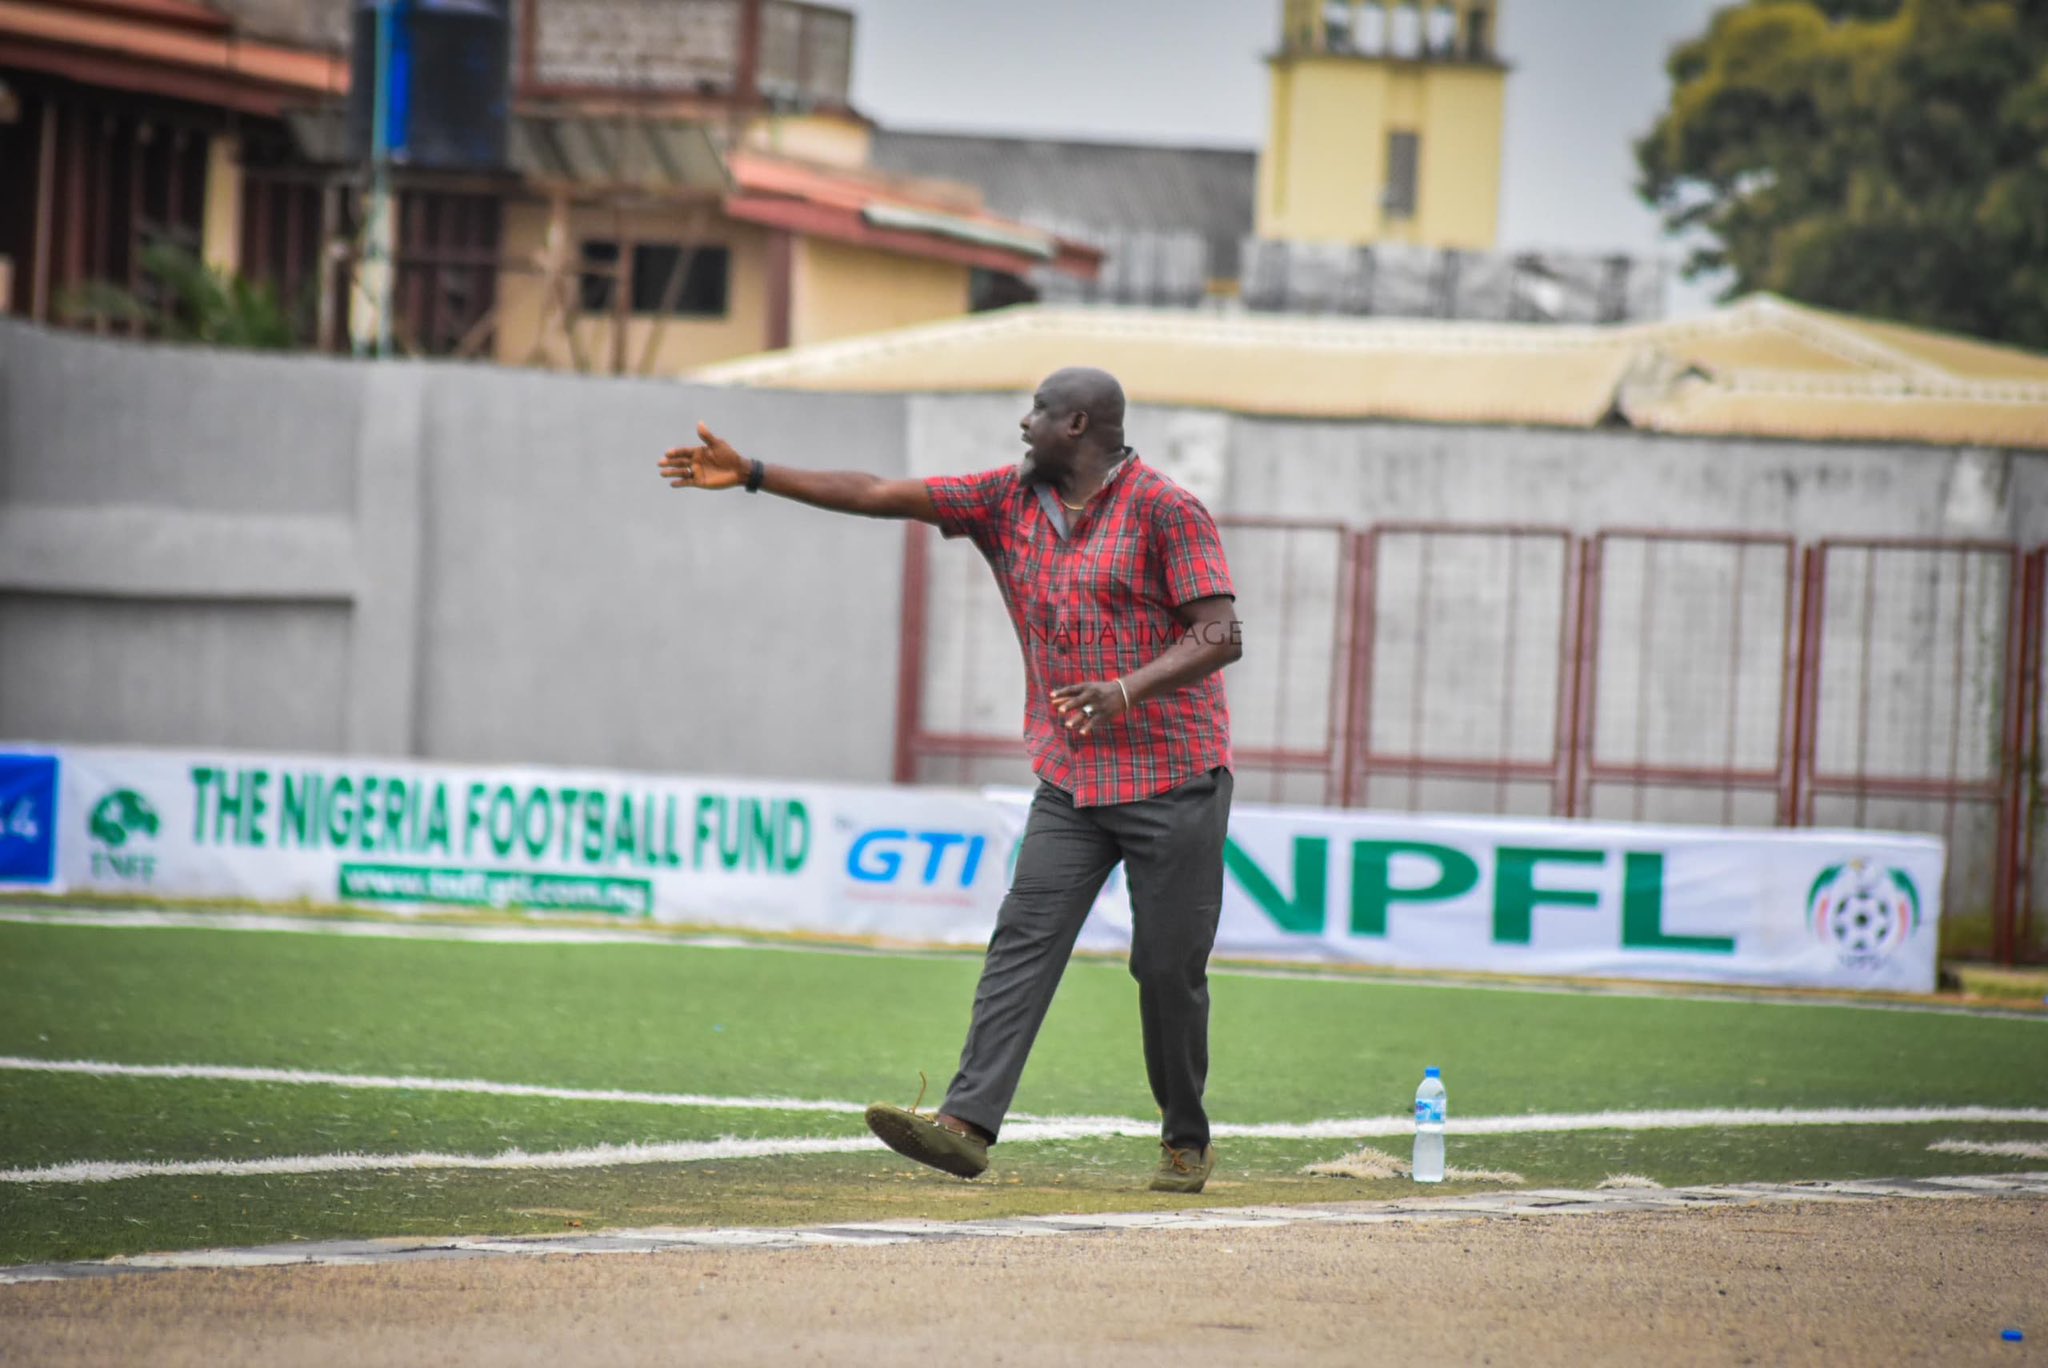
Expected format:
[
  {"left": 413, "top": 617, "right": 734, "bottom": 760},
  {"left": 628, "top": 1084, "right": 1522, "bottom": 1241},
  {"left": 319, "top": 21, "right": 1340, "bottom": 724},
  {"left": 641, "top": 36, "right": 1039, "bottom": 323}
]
[{"left": 1040, "top": 367, "right": 1126, "bottom": 449}]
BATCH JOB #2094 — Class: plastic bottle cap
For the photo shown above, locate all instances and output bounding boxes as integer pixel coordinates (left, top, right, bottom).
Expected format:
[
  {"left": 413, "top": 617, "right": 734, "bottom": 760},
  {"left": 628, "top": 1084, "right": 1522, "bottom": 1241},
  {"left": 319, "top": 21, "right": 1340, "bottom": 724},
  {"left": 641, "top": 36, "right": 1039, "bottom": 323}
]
[{"left": 1424, "top": 1067, "right": 1441, "bottom": 1078}]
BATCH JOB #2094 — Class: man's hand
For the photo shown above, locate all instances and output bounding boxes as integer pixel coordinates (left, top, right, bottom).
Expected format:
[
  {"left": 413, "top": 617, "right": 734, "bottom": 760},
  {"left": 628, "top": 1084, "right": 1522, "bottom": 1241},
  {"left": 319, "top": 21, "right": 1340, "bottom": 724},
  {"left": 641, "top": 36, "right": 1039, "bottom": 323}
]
[
  {"left": 1051, "top": 680, "right": 1131, "bottom": 736},
  {"left": 660, "top": 423, "right": 749, "bottom": 491}
]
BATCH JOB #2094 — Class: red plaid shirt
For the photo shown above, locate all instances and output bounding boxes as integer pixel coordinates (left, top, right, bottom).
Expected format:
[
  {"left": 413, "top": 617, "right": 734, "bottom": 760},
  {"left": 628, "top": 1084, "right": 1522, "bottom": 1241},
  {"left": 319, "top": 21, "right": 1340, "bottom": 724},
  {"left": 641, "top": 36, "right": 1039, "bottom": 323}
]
[{"left": 926, "top": 453, "right": 1234, "bottom": 807}]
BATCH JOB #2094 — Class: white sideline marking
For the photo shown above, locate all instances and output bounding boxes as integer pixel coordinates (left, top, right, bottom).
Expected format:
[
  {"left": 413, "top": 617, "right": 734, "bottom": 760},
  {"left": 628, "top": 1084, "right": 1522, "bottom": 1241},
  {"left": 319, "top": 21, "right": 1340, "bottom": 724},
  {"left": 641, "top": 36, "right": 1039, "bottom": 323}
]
[
  {"left": 0, "top": 1057, "right": 869, "bottom": 1115},
  {"left": 0, "top": 1137, "right": 885, "bottom": 1185},
  {"left": 1929, "top": 1139, "right": 2048, "bottom": 1160},
  {"left": 6, "top": 1174, "right": 2048, "bottom": 1282},
  {"left": 4, "top": 1090, "right": 2047, "bottom": 1184},
  {"left": 7, "top": 904, "right": 2044, "bottom": 1022},
  {"left": 12, "top": 1057, "right": 2048, "bottom": 1146}
]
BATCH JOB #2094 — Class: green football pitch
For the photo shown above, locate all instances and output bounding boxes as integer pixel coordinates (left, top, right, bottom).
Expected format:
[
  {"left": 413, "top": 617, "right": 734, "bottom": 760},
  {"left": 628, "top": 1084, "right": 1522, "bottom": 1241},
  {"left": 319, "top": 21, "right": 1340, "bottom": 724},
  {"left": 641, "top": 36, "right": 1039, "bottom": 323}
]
[{"left": 1, "top": 909, "right": 2044, "bottom": 1267}]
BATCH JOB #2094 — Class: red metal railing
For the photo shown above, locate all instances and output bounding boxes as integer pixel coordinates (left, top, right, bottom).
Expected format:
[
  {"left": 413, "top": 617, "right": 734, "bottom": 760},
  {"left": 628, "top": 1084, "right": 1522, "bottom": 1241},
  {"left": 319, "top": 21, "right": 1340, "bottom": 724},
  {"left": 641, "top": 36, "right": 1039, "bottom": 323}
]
[
  {"left": 2015, "top": 547, "right": 2046, "bottom": 963},
  {"left": 892, "top": 516, "right": 1352, "bottom": 801},
  {"left": 1572, "top": 531, "right": 1800, "bottom": 826},
  {"left": 892, "top": 519, "right": 2046, "bottom": 962},
  {"left": 1342, "top": 525, "right": 1578, "bottom": 816},
  {"left": 1794, "top": 540, "right": 2025, "bottom": 959}
]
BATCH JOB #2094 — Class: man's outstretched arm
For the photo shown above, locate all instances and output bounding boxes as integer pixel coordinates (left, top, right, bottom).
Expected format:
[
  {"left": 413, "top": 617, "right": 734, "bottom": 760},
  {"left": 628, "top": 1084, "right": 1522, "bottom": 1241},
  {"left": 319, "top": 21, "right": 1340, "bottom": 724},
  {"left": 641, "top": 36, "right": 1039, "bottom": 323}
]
[{"left": 660, "top": 423, "right": 941, "bottom": 522}]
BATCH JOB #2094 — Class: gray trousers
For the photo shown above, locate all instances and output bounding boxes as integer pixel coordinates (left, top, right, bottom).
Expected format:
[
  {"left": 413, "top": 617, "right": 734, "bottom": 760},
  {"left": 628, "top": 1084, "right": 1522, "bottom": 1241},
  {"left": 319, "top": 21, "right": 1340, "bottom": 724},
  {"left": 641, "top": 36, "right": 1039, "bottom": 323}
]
[{"left": 942, "top": 766, "right": 1234, "bottom": 1150}]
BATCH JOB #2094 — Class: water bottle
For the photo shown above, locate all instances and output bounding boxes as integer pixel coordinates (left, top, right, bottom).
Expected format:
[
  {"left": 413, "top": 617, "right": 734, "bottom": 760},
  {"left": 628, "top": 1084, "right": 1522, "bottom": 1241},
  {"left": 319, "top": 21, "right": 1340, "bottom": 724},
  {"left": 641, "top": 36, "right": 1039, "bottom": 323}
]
[{"left": 1413, "top": 1067, "right": 1446, "bottom": 1183}]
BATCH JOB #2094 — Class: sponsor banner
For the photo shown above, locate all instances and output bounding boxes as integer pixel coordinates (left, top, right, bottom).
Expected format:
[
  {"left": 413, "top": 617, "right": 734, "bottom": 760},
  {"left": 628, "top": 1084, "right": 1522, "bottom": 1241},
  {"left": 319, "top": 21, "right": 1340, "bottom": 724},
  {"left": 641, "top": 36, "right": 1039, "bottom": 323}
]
[
  {"left": 0, "top": 752, "right": 60, "bottom": 888},
  {"left": 23, "top": 744, "right": 1009, "bottom": 942},
  {"left": 985, "top": 791, "right": 1946, "bottom": 993},
  {"left": 5, "top": 745, "right": 1944, "bottom": 992}
]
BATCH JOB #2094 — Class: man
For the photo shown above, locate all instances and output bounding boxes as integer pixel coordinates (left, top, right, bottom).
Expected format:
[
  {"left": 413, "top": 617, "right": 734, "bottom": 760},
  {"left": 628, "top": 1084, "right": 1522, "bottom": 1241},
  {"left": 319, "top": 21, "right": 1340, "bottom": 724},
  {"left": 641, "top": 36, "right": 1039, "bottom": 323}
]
[{"left": 658, "top": 368, "right": 1241, "bottom": 1193}]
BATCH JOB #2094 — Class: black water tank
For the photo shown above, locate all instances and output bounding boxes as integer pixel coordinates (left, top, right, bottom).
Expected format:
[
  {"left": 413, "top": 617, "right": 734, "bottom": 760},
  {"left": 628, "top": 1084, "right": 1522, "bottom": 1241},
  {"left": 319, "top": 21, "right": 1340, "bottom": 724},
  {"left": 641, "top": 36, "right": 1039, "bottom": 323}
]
[{"left": 346, "top": 0, "right": 510, "bottom": 171}]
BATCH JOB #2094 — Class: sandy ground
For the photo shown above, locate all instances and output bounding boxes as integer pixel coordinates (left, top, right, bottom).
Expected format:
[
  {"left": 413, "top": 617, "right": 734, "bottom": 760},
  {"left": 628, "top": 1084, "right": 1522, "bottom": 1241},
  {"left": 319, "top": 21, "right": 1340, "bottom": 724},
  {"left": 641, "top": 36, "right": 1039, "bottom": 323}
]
[{"left": 3, "top": 1198, "right": 2043, "bottom": 1367}]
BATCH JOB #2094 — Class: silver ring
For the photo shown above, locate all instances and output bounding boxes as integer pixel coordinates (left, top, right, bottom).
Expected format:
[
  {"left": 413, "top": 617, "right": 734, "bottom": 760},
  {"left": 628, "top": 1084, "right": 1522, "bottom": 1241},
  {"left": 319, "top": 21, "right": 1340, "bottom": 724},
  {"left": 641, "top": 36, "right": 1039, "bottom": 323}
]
[{"left": 1082, "top": 704, "right": 1095, "bottom": 716}]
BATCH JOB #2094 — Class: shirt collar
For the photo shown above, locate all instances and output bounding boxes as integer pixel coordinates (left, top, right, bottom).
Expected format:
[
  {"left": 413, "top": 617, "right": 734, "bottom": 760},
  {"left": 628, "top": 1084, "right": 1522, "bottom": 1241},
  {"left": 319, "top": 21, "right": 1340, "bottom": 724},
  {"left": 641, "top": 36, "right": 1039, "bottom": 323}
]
[{"left": 1031, "top": 448, "right": 1137, "bottom": 540}]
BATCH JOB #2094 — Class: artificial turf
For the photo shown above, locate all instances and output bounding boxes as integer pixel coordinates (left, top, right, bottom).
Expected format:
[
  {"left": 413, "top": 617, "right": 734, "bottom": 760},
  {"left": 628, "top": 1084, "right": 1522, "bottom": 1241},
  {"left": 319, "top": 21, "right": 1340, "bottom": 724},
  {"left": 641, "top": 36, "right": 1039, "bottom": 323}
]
[{"left": 1, "top": 915, "right": 2044, "bottom": 1265}]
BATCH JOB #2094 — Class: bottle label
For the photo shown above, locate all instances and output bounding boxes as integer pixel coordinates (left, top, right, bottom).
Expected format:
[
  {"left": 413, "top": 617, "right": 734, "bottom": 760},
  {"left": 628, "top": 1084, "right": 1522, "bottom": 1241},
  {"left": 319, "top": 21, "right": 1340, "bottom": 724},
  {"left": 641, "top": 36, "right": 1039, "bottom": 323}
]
[{"left": 1415, "top": 1099, "right": 1445, "bottom": 1126}]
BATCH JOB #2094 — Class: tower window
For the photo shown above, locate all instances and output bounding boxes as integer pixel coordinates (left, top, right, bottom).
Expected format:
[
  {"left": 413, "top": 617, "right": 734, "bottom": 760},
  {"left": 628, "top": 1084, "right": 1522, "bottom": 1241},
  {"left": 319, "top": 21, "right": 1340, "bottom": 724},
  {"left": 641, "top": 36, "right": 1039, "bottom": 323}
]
[
  {"left": 1322, "top": 0, "right": 1354, "bottom": 52},
  {"left": 1465, "top": 6, "right": 1492, "bottom": 59},
  {"left": 1355, "top": 3, "right": 1386, "bottom": 53},
  {"left": 1426, "top": 3, "right": 1458, "bottom": 55},
  {"left": 1383, "top": 131, "right": 1420, "bottom": 219},
  {"left": 1389, "top": 2, "right": 1422, "bottom": 58}
]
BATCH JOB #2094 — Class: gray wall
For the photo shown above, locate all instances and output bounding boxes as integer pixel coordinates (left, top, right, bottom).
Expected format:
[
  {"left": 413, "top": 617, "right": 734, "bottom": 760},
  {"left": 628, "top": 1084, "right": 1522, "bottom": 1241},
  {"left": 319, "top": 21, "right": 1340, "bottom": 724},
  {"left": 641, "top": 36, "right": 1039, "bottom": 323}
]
[
  {"left": 0, "top": 321, "right": 910, "bottom": 782},
  {"left": 3, "top": 319, "right": 2043, "bottom": 799}
]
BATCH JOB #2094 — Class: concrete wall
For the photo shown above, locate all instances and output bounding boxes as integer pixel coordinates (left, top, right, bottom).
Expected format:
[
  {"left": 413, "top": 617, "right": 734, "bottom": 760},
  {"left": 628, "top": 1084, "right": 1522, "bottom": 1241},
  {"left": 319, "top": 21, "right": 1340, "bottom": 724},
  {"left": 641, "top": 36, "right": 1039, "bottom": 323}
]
[
  {"left": 902, "top": 394, "right": 2044, "bottom": 859},
  {"left": 5, "top": 319, "right": 2043, "bottom": 816},
  {"left": 0, "top": 320, "right": 909, "bottom": 783}
]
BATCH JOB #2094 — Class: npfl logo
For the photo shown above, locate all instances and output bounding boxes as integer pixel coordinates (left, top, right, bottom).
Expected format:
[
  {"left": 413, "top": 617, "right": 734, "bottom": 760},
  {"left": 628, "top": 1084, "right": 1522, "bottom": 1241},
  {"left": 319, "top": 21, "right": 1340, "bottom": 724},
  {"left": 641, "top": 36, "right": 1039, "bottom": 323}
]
[{"left": 1806, "top": 858, "right": 1922, "bottom": 968}]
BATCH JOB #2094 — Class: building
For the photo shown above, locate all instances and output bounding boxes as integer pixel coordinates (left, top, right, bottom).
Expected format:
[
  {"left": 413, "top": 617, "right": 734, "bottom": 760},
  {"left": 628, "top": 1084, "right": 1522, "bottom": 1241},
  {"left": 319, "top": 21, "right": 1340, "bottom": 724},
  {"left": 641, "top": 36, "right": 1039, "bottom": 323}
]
[
  {"left": 1259, "top": 0, "right": 1507, "bottom": 250},
  {"left": 692, "top": 292, "right": 2048, "bottom": 453},
  {"left": 0, "top": 0, "right": 1100, "bottom": 372},
  {"left": 871, "top": 0, "right": 1658, "bottom": 324}
]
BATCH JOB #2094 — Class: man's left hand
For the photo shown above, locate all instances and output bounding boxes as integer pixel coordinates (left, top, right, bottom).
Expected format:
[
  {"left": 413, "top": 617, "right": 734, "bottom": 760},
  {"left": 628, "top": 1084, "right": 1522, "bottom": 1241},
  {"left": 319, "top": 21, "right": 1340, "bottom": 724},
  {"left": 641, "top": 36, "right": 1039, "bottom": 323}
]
[{"left": 1051, "top": 681, "right": 1130, "bottom": 736}]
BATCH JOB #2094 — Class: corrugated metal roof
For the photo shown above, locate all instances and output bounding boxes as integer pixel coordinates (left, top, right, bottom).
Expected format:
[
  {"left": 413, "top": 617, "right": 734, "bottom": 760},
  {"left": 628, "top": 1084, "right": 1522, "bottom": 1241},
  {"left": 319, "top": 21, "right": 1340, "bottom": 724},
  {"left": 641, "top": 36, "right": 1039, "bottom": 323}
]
[
  {"left": 691, "top": 294, "right": 2048, "bottom": 450},
  {"left": 205, "top": 0, "right": 345, "bottom": 52},
  {"left": 283, "top": 106, "right": 728, "bottom": 194},
  {"left": 868, "top": 130, "right": 1258, "bottom": 278}
]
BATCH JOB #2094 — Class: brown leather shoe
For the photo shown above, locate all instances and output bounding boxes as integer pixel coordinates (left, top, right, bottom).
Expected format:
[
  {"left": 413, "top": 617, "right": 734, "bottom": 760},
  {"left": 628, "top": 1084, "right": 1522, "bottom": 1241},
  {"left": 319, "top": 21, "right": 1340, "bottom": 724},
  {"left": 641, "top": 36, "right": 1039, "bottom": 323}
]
[
  {"left": 864, "top": 1103, "right": 990, "bottom": 1179},
  {"left": 1148, "top": 1142, "right": 1216, "bottom": 1194}
]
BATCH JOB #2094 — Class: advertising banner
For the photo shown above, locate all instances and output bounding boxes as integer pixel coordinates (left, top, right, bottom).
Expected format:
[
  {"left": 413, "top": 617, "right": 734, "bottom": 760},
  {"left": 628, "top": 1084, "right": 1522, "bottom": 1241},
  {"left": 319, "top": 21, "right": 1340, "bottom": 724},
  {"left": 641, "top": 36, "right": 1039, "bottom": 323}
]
[
  {"left": 986, "top": 794, "right": 1945, "bottom": 994},
  {"left": 2, "top": 745, "right": 1945, "bottom": 992},
  {"left": 5, "top": 744, "right": 1011, "bottom": 943}
]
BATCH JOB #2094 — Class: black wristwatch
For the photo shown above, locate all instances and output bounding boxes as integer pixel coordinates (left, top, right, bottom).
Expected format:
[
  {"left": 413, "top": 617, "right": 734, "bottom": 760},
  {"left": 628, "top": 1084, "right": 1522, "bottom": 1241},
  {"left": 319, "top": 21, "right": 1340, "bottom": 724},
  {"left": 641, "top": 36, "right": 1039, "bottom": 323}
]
[{"left": 745, "top": 459, "right": 766, "bottom": 493}]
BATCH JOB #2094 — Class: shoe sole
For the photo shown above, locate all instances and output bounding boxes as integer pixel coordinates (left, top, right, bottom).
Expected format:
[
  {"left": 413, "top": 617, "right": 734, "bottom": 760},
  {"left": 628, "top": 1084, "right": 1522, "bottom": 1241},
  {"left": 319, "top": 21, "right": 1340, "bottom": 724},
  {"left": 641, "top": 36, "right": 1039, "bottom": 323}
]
[{"left": 865, "top": 1105, "right": 989, "bottom": 1180}]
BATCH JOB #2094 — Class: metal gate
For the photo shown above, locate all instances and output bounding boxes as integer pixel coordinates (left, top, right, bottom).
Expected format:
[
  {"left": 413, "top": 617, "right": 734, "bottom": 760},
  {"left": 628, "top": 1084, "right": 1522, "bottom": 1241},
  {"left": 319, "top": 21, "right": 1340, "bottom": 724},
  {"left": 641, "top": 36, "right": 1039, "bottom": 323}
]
[
  {"left": 892, "top": 520, "right": 2046, "bottom": 962},
  {"left": 891, "top": 517, "right": 1350, "bottom": 803},
  {"left": 1342, "top": 525, "right": 1577, "bottom": 816},
  {"left": 1793, "top": 541, "right": 2027, "bottom": 959},
  {"left": 1573, "top": 531, "right": 1799, "bottom": 826}
]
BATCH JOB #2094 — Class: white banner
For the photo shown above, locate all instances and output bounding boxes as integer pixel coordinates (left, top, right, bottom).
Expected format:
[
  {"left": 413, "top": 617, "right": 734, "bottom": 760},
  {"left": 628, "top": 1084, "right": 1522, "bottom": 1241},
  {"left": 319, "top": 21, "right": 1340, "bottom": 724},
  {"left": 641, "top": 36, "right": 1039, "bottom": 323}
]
[
  {"left": 988, "top": 793, "right": 1945, "bottom": 993},
  {"left": 0, "top": 745, "right": 1943, "bottom": 992}
]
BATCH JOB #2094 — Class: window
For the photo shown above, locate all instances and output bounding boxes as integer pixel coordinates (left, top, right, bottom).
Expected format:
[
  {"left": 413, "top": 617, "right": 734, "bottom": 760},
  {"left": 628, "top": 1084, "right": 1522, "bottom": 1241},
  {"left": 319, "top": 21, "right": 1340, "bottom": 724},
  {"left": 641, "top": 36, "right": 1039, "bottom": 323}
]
[
  {"left": 579, "top": 241, "right": 731, "bottom": 317},
  {"left": 1426, "top": 2, "right": 1458, "bottom": 55},
  {"left": 1354, "top": 3, "right": 1386, "bottom": 53},
  {"left": 1465, "top": 7, "right": 1492, "bottom": 59},
  {"left": 1389, "top": 1, "right": 1422, "bottom": 57},
  {"left": 1383, "top": 131, "right": 1419, "bottom": 219},
  {"left": 1322, "top": 0, "right": 1354, "bottom": 52}
]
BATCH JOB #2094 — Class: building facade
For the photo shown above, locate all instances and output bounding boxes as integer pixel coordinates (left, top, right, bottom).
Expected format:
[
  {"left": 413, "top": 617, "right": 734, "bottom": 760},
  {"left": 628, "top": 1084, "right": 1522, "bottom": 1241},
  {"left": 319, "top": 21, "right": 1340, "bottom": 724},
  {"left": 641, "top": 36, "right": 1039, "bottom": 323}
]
[{"left": 1258, "top": 0, "right": 1507, "bottom": 249}]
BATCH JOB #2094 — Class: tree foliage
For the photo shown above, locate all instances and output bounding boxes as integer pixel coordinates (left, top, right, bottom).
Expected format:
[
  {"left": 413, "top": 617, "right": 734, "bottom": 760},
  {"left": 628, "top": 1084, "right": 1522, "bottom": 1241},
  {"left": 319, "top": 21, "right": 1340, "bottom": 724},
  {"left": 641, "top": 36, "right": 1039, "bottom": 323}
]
[
  {"left": 58, "top": 241, "right": 300, "bottom": 349},
  {"left": 1637, "top": 0, "right": 2048, "bottom": 349}
]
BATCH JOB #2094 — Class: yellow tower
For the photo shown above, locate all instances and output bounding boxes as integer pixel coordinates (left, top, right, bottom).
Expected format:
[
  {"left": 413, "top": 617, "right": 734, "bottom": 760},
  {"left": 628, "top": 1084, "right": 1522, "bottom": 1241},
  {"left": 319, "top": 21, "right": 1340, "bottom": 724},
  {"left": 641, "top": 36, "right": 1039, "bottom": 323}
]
[{"left": 1257, "top": 0, "right": 1507, "bottom": 249}]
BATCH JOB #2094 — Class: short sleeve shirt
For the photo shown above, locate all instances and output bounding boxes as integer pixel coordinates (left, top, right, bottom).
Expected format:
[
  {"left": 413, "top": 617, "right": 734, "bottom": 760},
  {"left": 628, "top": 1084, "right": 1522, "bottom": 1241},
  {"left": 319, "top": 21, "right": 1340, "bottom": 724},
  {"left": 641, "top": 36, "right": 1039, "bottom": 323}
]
[{"left": 924, "top": 454, "right": 1234, "bottom": 807}]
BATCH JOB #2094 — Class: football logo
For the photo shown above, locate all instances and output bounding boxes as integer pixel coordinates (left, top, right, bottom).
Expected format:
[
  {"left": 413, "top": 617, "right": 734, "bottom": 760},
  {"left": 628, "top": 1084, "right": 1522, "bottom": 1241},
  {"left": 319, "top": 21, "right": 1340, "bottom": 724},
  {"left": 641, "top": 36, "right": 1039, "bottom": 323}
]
[
  {"left": 89, "top": 789, "right": 160, "bottom": 849},
  {"left": 1806, "top": 859, "right": 1922, "bottom": 967}
]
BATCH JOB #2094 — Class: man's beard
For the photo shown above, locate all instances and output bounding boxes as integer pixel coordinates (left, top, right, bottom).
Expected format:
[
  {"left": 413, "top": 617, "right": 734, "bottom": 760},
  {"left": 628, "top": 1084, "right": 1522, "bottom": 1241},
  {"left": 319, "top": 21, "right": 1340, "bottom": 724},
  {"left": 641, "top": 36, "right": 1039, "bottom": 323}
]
[{"left": 1017, "top": 451, "right": 1056, "bottom": 486}]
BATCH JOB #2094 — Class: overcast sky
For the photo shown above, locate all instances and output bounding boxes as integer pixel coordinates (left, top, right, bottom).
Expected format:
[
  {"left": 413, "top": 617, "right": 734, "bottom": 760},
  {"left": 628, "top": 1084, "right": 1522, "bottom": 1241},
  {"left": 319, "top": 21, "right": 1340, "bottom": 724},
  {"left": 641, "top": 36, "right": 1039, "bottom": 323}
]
[{"left": 835, "top": 0, "right": 1731, "bottom": 313}]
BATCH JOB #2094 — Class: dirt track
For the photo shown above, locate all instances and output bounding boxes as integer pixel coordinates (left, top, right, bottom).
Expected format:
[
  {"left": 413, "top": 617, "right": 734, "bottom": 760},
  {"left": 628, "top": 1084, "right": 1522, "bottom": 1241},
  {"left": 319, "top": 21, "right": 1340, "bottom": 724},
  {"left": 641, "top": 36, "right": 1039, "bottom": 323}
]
[{"left": 4, "top": 1198, "right": 2043, "bottom": 1366}]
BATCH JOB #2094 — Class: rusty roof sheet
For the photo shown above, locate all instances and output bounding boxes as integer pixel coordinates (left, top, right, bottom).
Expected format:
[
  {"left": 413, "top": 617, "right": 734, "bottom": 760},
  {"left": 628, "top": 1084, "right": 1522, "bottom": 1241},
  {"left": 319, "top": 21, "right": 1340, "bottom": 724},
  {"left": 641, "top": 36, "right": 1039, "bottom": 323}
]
[
  {"left": 283, "top": 105, "right": 728, "bottom": 194},
  {"left": 691, "top": 294, "right": 2048, "bottom": 449}
]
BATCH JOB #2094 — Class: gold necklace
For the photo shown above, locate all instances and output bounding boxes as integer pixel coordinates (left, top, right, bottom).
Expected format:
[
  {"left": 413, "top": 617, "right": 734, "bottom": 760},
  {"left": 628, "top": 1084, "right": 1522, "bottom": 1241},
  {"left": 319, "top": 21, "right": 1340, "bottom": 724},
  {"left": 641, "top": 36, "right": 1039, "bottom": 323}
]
[{"left": 1060, "top": 495, "right": 1088, "bottom": 512}]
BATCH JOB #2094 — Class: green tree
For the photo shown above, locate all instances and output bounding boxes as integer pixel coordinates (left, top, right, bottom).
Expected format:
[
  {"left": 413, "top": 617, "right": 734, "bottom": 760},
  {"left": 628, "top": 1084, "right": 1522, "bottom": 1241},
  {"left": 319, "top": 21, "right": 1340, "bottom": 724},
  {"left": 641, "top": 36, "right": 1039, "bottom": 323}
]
[
  {"left": 58, "top": 241, "right": 301, "bottom": 349},
  {"left": 1636, "top": 0, "right": 2048, "bottom": 349}
]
